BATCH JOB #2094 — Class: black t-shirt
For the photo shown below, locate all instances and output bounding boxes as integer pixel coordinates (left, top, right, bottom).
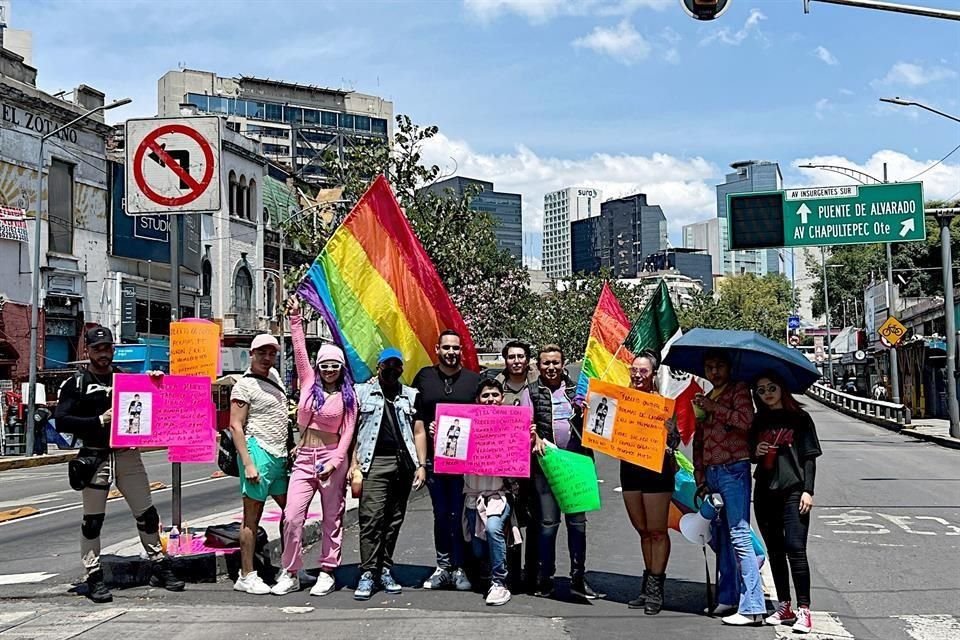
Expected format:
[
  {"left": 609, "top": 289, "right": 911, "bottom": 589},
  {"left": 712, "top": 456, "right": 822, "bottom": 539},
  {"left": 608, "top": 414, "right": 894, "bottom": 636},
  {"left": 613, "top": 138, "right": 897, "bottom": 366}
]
[
  {"left": 54, "top": 367, "right": 121, "bottom": 449},
  {"left": 373, "top": 387, "right": 402, "bottom": 456},
  {"left": 413, "top": 365, "right": 479, "bottom": 459},
  {"left": 752, "top": 408, "right": 822, "bottom": 494}
]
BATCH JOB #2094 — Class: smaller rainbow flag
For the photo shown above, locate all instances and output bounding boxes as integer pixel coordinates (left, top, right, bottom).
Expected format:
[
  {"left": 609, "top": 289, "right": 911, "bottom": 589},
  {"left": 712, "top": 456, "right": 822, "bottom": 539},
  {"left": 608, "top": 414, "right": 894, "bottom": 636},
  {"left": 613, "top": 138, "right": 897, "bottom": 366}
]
[
  {"left": 575, "top": 283, "right": 636, "bottom": 404},
  {"left": 297, "top": 175, "right": 479, "bottom": 383}
]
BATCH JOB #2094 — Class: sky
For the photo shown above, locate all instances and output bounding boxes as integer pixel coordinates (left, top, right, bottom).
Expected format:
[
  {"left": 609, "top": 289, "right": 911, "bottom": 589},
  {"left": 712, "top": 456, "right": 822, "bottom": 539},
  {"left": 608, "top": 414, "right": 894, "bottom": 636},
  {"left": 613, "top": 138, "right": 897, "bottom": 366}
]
[{"left": 13, "top": 0, "right": 960, "bottom": 268}]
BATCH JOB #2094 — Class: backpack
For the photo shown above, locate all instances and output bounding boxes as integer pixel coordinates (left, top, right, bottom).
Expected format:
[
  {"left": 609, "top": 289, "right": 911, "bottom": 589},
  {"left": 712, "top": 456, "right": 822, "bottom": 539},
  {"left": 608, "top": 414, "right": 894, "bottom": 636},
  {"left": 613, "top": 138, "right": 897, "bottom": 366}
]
[{"left": 217, "top": 428, "right": 240, "bottom": 477}]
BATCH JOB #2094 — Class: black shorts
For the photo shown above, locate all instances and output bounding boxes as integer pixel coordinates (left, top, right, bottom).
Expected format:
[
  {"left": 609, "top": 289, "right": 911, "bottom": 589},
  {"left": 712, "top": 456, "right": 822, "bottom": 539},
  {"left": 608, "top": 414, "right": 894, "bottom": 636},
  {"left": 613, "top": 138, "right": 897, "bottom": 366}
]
[{"left": 620, "top": 457, "right": 676, "bottom": 494}]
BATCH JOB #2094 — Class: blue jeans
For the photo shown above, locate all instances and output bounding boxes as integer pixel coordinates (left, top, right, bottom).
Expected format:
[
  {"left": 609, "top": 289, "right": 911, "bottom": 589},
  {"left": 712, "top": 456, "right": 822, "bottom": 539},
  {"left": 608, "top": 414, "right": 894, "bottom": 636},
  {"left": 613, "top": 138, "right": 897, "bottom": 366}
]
[
  {"left": 465, "top": 502, "right": 511, "bottom": 586},
  {"left": 427, "top": 471, "right": 465, "bottom": 570},
  {"left": 707, "top": 460, "right": 766, "bottom": 615},
  {"left": 534, "top": 471, "right": 587, "bottom": 580}
]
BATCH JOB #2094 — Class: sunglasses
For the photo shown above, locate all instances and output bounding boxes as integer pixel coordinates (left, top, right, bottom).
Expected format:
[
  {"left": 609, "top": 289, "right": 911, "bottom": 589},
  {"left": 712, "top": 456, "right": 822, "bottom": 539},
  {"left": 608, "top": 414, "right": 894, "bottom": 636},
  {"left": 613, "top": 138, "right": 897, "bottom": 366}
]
[
  {"left": 319, "top": 363, "right": 342, "bottom": 372},
  {"left": 630, "top": 368, "right": 652, "bottom": 375},
  {"left": 756, "top": 384, "right": 779, "bottom": 395}
]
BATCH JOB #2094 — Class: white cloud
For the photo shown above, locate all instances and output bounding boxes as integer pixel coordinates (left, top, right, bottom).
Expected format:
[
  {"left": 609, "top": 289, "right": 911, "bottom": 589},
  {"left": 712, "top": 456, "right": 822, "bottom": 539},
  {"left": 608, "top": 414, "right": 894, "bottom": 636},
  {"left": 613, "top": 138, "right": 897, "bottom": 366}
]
[
  {"left": 463, "top": 0, "right": 671, "bottom": 23},
  {"left": 814, "top": 46, "right": 838, "bottom": 66},
  {"left": 700, "top": 9, "right": 766, "bottom": 46},
  {"left": 814, "top": 98, "right": 832, "bottom": 120},
  {"left": 792, "top": 150, "right": 960, "bottom": 201},
  {"left": 660, "top": 27, "right": 681, "bottom": 64},
  {"left": 874, "top": 62, "right": 958, "bottom": 87},
  {"left": 838, "top": 88, "right": 855, "bottom": 96},
  {"left": 419, "top": 132, "right": 719, "bottom": 257},
  {"left": 572, "top": 20, "right": 651, "bottom": 64}
]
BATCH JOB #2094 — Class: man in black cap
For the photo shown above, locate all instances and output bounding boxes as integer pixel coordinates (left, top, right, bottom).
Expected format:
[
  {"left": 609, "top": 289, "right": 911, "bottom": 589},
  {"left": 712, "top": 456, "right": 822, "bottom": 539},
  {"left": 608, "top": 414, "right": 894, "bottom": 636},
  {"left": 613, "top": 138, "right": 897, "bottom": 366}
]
[{"left": 55, "top": 325, "right": 184, "bottom": 603}]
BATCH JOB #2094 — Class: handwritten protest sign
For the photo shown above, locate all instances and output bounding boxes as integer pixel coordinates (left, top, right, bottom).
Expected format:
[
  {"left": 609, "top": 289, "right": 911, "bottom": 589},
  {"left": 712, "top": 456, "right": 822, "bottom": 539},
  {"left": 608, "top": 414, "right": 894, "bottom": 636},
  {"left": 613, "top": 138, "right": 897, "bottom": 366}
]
[
  {"left": 170, "top": 320, "right": 220, "bottom": 380},
  {"left": 581, "top": 379, "right": 675, "bottom": 472},
  {"left": 168, "top": 403, "right": 217, "bottom": 463},
  {"left": 433, "top": 403, "right": 532, "bottom": 477},
  {"left": 538, "top": 446, "right": 601, "bottom": 513},
  {"left": 111, "top": 374, "right": 214, "bottom": 450}
]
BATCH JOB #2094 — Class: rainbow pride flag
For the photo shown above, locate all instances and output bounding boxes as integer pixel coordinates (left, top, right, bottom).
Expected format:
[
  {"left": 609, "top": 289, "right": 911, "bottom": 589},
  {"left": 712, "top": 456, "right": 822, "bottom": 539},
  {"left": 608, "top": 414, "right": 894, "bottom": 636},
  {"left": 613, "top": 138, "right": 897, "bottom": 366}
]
[
  {"left": 575, "top": 282, "right": 636, "bottom": 404},
  {"left": 297, "top": 175, "right": 479, "bottom": 384}
]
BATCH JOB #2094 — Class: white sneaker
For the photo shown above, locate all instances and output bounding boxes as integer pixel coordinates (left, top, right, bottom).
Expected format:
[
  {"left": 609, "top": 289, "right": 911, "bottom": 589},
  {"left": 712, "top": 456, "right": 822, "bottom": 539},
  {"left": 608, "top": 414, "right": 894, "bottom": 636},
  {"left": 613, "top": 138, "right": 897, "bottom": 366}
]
[
  {"left": 234, "top": 571, "right": 271, "bottom": 595},
  {"left": 452, "top": 568, "right": 472, "bottom": 591},
  {"left": 270, "top": 571, "right": 299, "bottom": 595},
  {"left": 794, "top": 607, "right": 813, "bottom": 634},
  {"left": 485, "top": 584, "right": 511, "bottom": 606},
  {"left": 310, "top": 571, "right": 336, "bottom": 597},
  {"left": 721, "top": 613, "right": 764, "bottom": 626}
]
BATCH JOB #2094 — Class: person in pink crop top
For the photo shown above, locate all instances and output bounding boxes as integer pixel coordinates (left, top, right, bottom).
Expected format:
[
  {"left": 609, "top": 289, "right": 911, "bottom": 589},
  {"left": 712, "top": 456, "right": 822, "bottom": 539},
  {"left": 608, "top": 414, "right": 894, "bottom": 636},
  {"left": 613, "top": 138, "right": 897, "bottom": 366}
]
[{"left": 272, "top": 297, "right": 358, "bottom": 597}]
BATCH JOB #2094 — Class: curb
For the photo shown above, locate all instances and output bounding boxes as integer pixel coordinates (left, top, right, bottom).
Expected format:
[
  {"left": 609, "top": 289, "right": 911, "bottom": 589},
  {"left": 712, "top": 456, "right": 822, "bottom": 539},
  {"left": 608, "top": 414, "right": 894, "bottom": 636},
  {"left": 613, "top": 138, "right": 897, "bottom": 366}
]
[
  {"left": 0, "top": 451, "right": 77, "bottom": 471},
  {"left": 103, "top": 489, "right": 429, "bottom": 586},
  {"left": 901, "top": 427, "right": 960, "bottom": 450}
]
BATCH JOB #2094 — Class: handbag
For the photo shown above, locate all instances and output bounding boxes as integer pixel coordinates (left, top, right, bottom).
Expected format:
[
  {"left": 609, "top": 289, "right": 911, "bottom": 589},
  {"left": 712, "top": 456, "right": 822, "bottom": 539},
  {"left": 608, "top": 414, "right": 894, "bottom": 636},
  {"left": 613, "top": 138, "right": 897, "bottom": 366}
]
[{"left": 67, "top": 448, "right": 108, "bottom": 491}]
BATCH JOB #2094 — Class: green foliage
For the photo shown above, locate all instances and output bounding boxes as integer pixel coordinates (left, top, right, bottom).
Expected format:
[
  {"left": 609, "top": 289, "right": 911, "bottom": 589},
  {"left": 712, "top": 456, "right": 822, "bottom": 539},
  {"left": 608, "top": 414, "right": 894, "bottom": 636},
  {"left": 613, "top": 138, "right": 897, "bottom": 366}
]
[{"left": 678, "top": 274, "right": 794, "bottom": 342}]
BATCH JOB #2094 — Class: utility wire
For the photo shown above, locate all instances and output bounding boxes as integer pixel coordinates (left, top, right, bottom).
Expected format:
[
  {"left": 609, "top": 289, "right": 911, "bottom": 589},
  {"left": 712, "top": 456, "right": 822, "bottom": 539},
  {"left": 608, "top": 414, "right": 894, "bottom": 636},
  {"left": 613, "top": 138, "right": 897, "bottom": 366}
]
[{"left": 904, "top": 142, "right": 960, "bottom": 181}]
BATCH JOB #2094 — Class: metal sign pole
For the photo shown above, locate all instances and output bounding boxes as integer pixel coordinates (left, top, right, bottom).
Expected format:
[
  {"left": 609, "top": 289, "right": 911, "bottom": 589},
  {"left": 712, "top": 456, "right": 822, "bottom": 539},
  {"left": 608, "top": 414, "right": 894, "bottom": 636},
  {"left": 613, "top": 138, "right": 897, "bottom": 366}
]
[{"left": 169, "top": 214, "right": 182, "bottom": 529}]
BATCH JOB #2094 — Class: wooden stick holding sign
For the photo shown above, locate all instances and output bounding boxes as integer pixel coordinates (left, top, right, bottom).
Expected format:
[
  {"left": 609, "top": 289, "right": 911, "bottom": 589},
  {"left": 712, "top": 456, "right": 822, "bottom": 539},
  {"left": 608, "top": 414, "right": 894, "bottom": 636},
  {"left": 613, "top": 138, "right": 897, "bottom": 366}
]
[{"left": 581, "top": 378, "right": 675, "bottom": 472}]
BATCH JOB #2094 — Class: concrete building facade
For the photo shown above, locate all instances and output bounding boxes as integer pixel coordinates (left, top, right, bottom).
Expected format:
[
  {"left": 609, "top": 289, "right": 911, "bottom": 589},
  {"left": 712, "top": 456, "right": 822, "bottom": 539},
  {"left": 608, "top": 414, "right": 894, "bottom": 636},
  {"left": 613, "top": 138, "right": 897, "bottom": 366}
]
[
  {"left": 158, "top": 69, "right": 392, "bottom": 185},
  {"left": 682, "top": 217, "right": 725, "bottom": 278},
  {"left": 641, "top": 248, "right": 714, "bottom": 294},
  {"left": 543, "top": 187, "right": 602, "bottom": 278}
]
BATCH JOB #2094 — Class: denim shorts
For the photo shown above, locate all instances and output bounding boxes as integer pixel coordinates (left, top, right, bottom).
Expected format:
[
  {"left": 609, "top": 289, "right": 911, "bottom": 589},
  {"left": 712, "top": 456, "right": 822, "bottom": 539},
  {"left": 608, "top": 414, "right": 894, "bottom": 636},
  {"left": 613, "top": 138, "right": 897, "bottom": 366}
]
[{"left": 239, "top": 437, "right": 289, "bottom": 502}]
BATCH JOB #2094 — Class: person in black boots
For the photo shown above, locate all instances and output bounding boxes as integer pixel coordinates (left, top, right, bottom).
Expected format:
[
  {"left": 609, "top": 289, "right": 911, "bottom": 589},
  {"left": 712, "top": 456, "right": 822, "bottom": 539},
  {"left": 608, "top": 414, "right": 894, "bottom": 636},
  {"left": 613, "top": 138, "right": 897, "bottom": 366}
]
[
  {"left": 55, "top": 326, "right": 184, "bottom": 603},
  {"left": 752, "top": 371, "right": 822, "bottom": 635}
]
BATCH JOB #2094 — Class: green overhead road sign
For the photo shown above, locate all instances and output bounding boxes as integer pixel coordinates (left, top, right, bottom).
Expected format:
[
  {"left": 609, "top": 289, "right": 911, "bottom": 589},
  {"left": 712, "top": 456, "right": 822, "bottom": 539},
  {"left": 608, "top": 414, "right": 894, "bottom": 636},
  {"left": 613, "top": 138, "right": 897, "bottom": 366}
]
[{"left": 727, "top": 182, "right": 926, "bottom": 251}]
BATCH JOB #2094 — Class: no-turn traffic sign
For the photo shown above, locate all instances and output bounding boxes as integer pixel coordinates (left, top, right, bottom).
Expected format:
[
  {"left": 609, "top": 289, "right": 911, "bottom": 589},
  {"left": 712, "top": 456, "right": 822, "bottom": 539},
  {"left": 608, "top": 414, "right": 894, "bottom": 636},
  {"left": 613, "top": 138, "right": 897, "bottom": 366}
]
[{"left": 125, "top": 117, "right": 222, "bottom": 215}]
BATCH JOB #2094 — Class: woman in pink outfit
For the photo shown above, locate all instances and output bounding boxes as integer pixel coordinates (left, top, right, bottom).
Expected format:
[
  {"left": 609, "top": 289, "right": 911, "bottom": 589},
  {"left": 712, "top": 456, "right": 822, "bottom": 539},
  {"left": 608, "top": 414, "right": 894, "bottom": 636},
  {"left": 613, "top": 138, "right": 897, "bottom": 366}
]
[{"left": 272, "top": 297, "right": 357, "bottom": 597}]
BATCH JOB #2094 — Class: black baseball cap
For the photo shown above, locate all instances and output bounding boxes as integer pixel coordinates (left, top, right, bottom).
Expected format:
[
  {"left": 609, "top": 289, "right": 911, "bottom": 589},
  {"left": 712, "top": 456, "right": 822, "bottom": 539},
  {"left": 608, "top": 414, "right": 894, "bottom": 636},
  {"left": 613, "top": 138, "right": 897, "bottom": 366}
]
[{"left": 84, "top": 325, "right": 114, "bottom": 348}]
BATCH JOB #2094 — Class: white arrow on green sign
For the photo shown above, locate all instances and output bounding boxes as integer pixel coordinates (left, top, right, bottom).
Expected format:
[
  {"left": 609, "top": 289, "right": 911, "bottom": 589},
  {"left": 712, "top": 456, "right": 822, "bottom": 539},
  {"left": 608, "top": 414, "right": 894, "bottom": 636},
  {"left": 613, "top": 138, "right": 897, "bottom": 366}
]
[{"left": 783, "top": 182, "right": 925, "bottom": 247}]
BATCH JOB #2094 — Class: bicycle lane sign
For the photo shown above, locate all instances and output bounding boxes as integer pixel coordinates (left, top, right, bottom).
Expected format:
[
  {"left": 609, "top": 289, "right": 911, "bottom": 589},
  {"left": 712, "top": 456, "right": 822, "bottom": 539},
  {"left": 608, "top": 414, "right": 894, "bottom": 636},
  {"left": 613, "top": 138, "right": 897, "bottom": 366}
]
[{"left": 878, "top": 316, "right": 907, "bottom": 347}]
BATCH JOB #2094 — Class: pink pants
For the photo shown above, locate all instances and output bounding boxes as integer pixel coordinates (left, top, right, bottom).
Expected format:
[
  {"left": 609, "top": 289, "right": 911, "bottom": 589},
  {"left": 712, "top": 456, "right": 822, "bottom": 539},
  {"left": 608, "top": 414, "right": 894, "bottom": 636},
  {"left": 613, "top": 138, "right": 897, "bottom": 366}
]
[{"left": 281, "top": 444, "right": 348, "bottom": 573}]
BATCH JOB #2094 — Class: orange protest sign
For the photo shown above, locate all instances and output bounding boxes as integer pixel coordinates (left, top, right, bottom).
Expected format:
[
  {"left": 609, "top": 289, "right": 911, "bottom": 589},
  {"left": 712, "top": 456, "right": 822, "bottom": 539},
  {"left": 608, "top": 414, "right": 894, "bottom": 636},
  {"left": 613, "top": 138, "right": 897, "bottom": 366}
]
[
  {"left": 170, "top": 321, "right": 220, "bottom": 380},
  {"left": 582, "top": 378, "right": 674, "bottom": 472}
]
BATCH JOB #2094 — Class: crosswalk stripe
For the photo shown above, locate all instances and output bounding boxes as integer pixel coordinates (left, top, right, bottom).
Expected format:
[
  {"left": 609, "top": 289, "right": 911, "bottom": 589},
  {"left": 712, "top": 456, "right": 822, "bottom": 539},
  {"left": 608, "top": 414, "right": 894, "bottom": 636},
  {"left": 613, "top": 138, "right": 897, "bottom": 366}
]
[
  {"left": 0, "top": 573, "right": 59, "bottom": 586},
  {"left": 773, "top": 611, "right": 854, "bottom": 639},
  {"left": 895, "top": 615, "right": 960, "bottom": 640}
]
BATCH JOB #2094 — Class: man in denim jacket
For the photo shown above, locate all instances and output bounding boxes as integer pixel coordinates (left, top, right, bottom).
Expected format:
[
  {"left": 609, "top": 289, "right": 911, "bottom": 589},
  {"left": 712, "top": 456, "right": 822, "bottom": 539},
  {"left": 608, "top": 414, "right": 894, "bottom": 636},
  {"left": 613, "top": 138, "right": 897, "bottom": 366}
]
[{"left": 349, "top": 348, "right": 428, "bottom": 600}]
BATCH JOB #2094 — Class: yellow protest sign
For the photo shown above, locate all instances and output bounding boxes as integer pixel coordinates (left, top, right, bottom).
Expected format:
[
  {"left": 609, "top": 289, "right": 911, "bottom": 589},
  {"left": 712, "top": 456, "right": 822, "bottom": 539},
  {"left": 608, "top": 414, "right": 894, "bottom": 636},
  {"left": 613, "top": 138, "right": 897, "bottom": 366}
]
[
  {"left": 170, "top": 321, "right": 220, "bottom": 380},
  {"left": 877, "top": 316, "right": 907, "bottom": 346},
  {"left": 582, "top": 378, "right": 674, "bottom": 472}
]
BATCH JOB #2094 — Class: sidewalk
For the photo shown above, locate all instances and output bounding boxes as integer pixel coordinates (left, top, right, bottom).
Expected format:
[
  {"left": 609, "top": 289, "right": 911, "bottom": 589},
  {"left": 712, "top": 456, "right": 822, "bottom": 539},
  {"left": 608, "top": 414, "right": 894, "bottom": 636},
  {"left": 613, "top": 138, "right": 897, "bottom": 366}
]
[
  {"left": 902, "top": 419, "right": 960, "bottom": 450},
  {"left": 0, "top": 450, "right": 76, "bottom": 471},
  {"left": 101, "top": 489, "right": 360, "bottom": 586}
]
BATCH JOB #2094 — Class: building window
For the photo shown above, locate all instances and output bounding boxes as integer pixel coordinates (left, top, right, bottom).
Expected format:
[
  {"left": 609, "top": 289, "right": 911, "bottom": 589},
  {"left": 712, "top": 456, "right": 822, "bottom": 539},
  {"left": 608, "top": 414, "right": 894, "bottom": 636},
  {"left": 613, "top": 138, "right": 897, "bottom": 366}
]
[
  {"left": 321, "top": 111, "right": 338, "bottom": 127},
  {"left": 237, "top": 175, "right": 247, "bottom": 219},
  {"left": 265, "top": 103, "right": 283, "bottom": 121},
  {"left": 228, "top": 171, "right": 237, "bottom": 215},
  {"left": 371, "top": 118, "right": 387, "bottom": 135},
  {"left": 265, "top": 277, "right": 276, "bottom": 320},
  {"left": 247, "top": 179, "right": 256, "bottom": 221},
  {"left": 234, "top": 266, "right": 254, "bottom": 328},
  {"left": 48, "top": 159, "right": 74, "bottom": 254},
  {"left": 338, "top": 113, "right": 354, "bottom": 130},
  {"left": 201, "top": 259, "right": 212, "bottom": 296},
  {"left": 355, "top": 115, "right": 370, "bottom": 132}
]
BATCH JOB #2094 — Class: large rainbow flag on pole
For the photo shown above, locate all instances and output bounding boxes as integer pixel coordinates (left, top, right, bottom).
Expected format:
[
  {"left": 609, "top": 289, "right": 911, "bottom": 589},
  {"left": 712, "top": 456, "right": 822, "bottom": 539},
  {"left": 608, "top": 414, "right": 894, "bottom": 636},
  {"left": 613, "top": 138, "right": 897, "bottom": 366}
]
[
  {"left": 297, "top": 175, "right": 479, "bottom": 384},
  {"left": 575, "top": 282, "right": 636, "bottom": 404}
]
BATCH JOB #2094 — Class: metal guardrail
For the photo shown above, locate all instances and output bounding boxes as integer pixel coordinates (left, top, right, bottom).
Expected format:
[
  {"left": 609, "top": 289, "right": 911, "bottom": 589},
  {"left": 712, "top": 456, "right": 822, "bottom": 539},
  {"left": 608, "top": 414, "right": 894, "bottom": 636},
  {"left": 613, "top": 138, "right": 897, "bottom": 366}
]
[{"left": 807, "top": 383, "right": 911, "bottom": 427}]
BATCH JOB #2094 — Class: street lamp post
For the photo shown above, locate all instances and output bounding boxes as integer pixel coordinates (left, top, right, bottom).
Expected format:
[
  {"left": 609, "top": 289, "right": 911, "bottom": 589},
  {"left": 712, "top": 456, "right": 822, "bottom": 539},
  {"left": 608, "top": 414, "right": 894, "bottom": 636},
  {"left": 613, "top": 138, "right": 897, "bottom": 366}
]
[
  {"left": 25, "top": 98, "right": 131, "bottom": 456},
  {"left": 881, "top": 97, "right": 960, "bottom": 437}
]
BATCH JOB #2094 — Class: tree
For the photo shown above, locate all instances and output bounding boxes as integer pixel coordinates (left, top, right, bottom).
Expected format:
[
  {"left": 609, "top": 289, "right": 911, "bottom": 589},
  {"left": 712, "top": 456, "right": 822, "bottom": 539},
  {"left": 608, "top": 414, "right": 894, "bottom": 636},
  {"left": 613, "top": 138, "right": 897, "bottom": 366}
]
[
  {"left": 679, "top": 274, "right": 794, "bottom": 342},
  {"left": 284, "top": 115, "right": 532, "bottom": 350}
]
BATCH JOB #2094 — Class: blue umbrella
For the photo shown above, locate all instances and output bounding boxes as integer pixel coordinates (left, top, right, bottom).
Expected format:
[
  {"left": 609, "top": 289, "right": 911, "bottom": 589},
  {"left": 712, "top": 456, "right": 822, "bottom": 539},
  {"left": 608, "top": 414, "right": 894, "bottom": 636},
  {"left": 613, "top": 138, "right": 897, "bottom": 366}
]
[{"left": 662, "top": 328, "right": 822, "bottom": 393}]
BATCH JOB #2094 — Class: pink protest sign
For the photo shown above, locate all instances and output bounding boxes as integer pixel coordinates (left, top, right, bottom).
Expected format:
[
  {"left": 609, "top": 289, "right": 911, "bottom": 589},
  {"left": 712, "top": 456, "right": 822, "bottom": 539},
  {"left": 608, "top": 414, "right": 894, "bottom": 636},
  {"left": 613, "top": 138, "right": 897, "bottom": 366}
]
[
  {"left": 433, "top": 403, "right": 532, "bottom": 478},
  {"left": 111, "top": 374, "right": 213, "bottom": 449},
  {"left": 168, "top": 403, "right": 217, "bottom": 463}
]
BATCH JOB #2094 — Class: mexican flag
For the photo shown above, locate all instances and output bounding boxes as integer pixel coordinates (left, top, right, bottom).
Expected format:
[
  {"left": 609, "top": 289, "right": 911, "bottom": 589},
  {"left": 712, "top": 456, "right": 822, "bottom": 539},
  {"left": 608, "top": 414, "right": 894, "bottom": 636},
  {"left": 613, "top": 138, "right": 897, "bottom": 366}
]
[{"left": 623, "top": 280, "right": 702, "bottom": 444}]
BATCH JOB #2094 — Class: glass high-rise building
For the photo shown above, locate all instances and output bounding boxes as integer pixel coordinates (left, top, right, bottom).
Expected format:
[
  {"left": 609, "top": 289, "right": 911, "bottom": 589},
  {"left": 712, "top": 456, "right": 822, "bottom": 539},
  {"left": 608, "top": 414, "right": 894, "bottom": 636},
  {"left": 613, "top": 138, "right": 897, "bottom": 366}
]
[
  {"left": 716, "top": 160, "right": 783, "bottom": 276},
  {"left": 421, "top": 177, "right": 522, "bottom": 259}
]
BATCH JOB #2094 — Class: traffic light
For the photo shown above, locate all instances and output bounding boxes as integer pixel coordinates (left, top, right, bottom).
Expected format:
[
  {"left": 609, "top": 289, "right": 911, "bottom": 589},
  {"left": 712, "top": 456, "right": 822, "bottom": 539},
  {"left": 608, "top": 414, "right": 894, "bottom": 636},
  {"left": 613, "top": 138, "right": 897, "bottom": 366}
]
[{"left": 680, "top": 0, "right": 732, "bottom": 21}]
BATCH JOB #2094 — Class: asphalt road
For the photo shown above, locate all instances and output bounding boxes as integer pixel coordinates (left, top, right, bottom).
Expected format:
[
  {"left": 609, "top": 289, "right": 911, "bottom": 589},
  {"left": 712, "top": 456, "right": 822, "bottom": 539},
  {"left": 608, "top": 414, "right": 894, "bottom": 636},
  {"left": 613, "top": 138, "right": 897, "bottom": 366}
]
[{"left": 0, "top": 402, "right": 958, "bottom": 640}]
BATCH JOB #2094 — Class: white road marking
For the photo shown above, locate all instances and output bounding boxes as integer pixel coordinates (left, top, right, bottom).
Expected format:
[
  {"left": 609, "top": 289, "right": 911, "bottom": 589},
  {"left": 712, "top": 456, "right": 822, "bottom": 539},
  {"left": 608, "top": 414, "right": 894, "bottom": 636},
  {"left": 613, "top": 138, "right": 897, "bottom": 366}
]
[
  {"left": 0, "top": 608, "right": 125, "bottom": 640},
  {"left": 773, "top": 611, "right": 854, "bottom": 639},
  {"left": 0, "top": 572, "right": 58, "bottom": 585},
  {"left": 819, "top": 510, "right": 890, "bottom": 534},
  {"left": 0, "top": 610, "right": 37, "bottom": 625},
  {"left": 0, "top": 476, "right": 228, "bottom": 528},
  {"left": 895, "top": 615, "right": 960, "bottom": 640}
]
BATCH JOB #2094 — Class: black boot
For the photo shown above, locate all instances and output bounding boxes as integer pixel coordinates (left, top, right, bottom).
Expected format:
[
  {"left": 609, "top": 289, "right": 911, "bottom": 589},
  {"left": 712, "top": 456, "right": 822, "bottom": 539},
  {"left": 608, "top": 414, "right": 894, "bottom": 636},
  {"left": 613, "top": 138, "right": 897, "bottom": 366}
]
[
  {"left": 644, "top": 574, "right": 665, "bottom": 615},
  {"left": 628, "top": 570, "right": 649, "bottom": 609},
  {"left": 149, "top": 557, "right": 186, "bottom": 592},
  {"left": 86, "top": 570, "right": 113, "bottom": 604}
]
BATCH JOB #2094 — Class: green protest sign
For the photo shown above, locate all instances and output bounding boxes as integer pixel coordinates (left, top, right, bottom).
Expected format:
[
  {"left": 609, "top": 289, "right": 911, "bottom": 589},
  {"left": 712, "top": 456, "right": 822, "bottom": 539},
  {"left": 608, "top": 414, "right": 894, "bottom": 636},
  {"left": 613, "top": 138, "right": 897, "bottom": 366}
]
[{"left": 538, "top": 447, "right": 601, "bottom": 514}]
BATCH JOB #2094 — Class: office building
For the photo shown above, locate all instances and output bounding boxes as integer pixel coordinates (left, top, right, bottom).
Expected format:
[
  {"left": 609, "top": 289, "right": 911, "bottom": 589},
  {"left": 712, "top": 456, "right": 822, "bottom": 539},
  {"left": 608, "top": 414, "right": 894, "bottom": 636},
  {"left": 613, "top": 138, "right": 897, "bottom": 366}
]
[
  {"left": 570, "top": 193, "right": 668, "bottom": 279},
  {"left": 422, "top": 176, "right": 522, "bottom": 259},
  {"left": 157, "top": 68, "right": 392, "bottom": 185},
  {"left": 543, "top": 187, "right": 602, "bottom": 278},
  {"left": 641, "top": 248, "right": 714, "bottom": 294},
  {"left": 682, "top": 217, "right": 724, "bottom": 277},
  {"left": 716, "top": 160, "right": 783, "bottom": 276}
]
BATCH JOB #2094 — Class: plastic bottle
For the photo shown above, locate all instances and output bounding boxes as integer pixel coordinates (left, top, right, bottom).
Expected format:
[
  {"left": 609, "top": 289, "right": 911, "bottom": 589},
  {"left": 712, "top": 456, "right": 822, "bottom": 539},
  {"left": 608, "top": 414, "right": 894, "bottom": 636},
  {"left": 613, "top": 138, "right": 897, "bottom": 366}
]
[
  {"left": 168, "top": 525, "right": 180, "bottom": 556},
  {"left": 181, "top": 521, "right": 192, "bottom": 553},
  {"left": 316, "top": 461, "right": 330, "bottom": 488}
]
